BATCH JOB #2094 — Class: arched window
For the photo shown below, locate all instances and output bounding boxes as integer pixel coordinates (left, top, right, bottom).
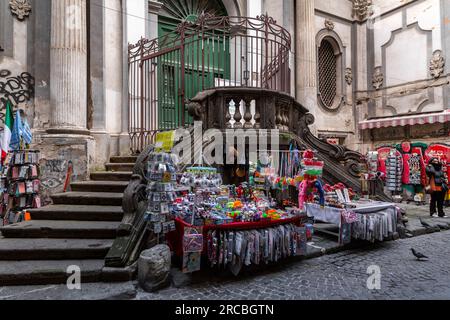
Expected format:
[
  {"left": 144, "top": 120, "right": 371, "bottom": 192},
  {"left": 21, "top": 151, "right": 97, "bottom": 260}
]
[{"left": 317, "top": 35, "right": 344, "bottom": 111}]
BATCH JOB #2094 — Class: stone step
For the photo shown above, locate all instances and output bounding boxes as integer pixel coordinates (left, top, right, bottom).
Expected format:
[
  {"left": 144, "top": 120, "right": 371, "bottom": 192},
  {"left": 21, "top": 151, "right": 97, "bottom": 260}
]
[
  {"left": 105, "top": 163, "right": 135, "bottom": 172},
  {"left": 0, "top": 260, "right": 105, "bottom": 286},
  {"left": 0, "top": 220, "right": 120, "bottom": 239},
  {"left": 0, "top": 238, "right": 113, "bottom": 260},
  {"left": 110, "top": 156, "right": 138, "bottom": 164},
  {"left": 29, "top": 205, "right": 123, "bottom": 221},
  {"left": 71, "top": 181, "right": 129, "bottom": 193},
  {"left": 0, "top": 260, "right": 135, "bottom": 286},
  {"left": 52, "top": 192, "right": 123, "bottom": 206},
  {"left": 90, "top": 171, "right": 132, "bottom": 182}
]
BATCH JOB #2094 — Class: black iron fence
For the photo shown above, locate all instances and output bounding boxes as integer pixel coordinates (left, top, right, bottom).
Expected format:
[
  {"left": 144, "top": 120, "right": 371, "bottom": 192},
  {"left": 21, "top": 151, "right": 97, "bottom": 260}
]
[{"left": 128, "top": 13, "right": 291, "bottom": 153}]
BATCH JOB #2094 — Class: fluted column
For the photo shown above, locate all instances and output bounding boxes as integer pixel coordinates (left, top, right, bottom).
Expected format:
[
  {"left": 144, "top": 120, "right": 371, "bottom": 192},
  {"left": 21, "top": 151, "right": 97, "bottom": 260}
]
[
  {"left": 295, "top": 0, "right": 317, "bottom": 115},
  {"left": 48, "top": 0, "right": 88, "bottom": 134}
]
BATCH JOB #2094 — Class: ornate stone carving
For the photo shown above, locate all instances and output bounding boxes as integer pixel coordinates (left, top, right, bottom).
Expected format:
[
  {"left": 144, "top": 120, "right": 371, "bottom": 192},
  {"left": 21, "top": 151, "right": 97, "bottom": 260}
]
[
  {"left": 345, "top": 68, "right": 353, "bottom": 85},
  {"left": 324, "top": 19, "right": 335, "bottom": 31},
  {"left": 9, "top": 0, "right": 32, "bottom": 21},
  {"left": 372, "top": 67, "right": 384, "bottom": 90},
  {"left": 430, "top": 50, "right": 445, "bottom": 79},
  {"left": 352, "top": 0, "right": 373, "bottom": 20},
  {"left": 105, "top": 145, "right": 154, "bottom": 268}
]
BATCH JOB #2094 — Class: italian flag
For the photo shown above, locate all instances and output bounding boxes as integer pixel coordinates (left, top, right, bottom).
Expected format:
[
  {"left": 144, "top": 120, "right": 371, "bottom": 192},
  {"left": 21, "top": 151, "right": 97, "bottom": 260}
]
[{"left": 1, "top": 100, "right": 14, "bottom": 164}]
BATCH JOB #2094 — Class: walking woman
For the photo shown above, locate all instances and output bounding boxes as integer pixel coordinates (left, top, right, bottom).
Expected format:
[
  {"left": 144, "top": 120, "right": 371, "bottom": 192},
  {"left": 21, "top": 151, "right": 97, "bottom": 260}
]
[{"left": 426, "top": 158, "right": 448, "bottom": 218}]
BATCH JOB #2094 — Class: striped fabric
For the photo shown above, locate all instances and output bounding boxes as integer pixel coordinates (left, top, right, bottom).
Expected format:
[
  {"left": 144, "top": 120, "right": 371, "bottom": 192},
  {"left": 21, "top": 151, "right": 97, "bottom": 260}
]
[
  {"left": 359, "top": 110, "right": 450, "bottom": 130},
  {"left": 22, "top": 117, "right": 33, "bottom": 145}
]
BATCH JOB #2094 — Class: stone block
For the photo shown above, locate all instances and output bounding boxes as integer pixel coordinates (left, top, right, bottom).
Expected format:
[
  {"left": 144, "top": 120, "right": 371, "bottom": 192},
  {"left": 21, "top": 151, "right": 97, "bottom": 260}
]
[
  {"left": 138, "top": 245, "right": 171, "bottom": 292},
  {"left": 170, "top": 267, "right": 192, "bottom": 288}
]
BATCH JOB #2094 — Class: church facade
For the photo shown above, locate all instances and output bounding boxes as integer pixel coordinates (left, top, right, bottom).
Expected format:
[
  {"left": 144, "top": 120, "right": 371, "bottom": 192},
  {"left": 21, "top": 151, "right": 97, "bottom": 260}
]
[{"left": 1, "top": 0, "right": 449, "bottom": 195}]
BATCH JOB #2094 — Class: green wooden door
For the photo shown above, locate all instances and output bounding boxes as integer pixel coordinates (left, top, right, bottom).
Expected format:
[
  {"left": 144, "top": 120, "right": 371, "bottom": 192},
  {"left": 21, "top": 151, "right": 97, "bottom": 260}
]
[{"left": 157, "top": 15, "right": 230, "bottom": 129}]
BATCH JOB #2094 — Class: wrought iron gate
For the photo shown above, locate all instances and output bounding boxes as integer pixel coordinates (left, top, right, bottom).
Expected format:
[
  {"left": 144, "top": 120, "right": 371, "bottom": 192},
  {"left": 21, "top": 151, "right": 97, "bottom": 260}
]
[{"left": 128, "top": 14, "right": 291, "bottom": 153}]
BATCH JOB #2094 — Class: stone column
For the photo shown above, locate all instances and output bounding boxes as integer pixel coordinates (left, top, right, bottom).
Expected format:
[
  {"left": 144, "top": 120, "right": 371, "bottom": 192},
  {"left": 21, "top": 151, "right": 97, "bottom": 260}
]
[
  {"left": 37, "top": 0, "right": 94, "bottom": 200},
  {"left": 48, "top": 0, "right": 88, "bottom": 134},
  {"left": 295, "top": 0, "right": 317, "bottom": 121}
]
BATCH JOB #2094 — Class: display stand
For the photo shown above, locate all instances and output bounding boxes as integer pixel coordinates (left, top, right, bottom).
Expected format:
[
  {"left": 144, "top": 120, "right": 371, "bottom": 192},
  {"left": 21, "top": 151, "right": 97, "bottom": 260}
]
[
  {"left": 306, "top": 201, "right": 399, "bottom": 245},
  {"left": 168, "top": 215, "right": 308, "bottom": 258},
  {"left": 0, "top": 150, "right": 41, "bottom": 226}
]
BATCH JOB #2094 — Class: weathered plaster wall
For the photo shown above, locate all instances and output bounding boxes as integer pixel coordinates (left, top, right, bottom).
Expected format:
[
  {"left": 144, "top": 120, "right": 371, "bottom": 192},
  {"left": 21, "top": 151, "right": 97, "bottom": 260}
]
[
  {"left": 356, "top": 0, "right": 449, "bottom": 150},
  {"left": 312, "top": 0, "right": 358, "bottom": 149}
]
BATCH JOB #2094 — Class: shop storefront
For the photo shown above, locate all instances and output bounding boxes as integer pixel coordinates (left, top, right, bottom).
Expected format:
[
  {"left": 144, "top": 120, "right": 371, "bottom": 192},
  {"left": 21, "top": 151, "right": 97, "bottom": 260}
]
[{"left": 363, "top": 141, "right": 450, "bottom": 204}]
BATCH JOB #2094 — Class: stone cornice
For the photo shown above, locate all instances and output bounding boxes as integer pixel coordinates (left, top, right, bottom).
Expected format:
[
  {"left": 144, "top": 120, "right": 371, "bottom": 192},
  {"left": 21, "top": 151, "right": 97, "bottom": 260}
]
[{"left": 354, "top": 74, "right": 450, "bottom": 103}]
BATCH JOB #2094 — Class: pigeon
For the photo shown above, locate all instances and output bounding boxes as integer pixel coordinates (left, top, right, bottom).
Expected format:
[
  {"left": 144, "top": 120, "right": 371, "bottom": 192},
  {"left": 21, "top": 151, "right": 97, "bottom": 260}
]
[
  {"left": 419, "top": 218, "right": 432, "bottom": 228},
  {"left": 411, "top": 248, "right": 429, "bottom": 261}
]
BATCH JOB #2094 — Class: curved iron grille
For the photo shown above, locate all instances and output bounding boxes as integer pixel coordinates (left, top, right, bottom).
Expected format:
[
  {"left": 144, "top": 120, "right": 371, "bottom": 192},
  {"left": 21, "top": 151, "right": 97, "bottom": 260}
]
[{"left": 318, "top": 40, "right": 337, "bottom": 108}]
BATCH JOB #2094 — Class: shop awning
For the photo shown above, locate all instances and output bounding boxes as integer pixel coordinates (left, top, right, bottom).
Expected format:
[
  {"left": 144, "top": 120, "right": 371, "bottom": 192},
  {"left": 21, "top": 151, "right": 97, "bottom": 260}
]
[{"left": 359, "top": 110, "right": 450, "bottom": 130}]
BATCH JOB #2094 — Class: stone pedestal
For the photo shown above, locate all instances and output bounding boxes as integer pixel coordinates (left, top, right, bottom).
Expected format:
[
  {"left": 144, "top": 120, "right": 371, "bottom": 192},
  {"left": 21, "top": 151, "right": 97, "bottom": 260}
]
[
  {"left": 138, "top": 245, "right": 171, "bottom": 292},
  {"left": 34, "top": 133, "right": 95, "bottom": 204}
]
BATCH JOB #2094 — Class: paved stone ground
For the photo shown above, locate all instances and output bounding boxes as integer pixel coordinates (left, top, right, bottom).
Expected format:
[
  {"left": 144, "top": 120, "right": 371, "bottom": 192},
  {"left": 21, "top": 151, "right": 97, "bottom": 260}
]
[
  {"left": 135, "top": 229, "right": 450, "bottom": 300},
  {"left": 1, "top": 203, "right": 449, "bottom": 300}
]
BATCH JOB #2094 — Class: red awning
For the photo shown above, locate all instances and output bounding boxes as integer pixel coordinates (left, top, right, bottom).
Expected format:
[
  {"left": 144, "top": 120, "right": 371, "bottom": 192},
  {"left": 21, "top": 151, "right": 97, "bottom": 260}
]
[{"left": 359, "top": 110, "right": 450, "bottom": 130}]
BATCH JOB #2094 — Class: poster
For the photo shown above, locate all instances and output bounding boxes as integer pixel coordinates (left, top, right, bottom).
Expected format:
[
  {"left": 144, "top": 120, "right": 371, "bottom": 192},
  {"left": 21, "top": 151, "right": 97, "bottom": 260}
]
[{"left": 154, "top": 131, "right": 176, "bottom": 152}]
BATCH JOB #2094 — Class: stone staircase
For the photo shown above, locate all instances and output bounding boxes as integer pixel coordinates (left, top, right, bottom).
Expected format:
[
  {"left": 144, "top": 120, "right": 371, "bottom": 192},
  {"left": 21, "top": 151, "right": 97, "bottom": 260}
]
[{"left": 0, "top": 156, "right": 136, "bottom": 286}]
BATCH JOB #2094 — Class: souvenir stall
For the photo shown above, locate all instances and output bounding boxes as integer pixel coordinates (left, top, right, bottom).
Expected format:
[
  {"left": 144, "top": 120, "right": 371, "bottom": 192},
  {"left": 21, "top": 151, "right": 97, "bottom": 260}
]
[
  {"left": 372, "top": 142, "right": 450, "bottom": 204},
  {"left": 0, "top": 108, "right": 40, "bottom": 226},
  {"left": 0, "top": 150, "right": 41, "bottom": 226},
  {"left": 150, "top": 139, "right": 312, "bottom": 274},
  {"left": 298, "top": 150, "right": 400, "bottom": 245},
  {"left": 149, "top": 130, "right": 399, "bottom": 274},
  {"left": 168, "top": 178, "right": 309, "bottom": 274}
]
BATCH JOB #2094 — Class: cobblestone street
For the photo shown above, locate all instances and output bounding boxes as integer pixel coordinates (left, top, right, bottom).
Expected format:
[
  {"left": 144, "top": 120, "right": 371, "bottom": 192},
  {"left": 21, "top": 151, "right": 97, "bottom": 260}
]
[{"left": 135, "top": 230, "right": 450, "bottom": 300}]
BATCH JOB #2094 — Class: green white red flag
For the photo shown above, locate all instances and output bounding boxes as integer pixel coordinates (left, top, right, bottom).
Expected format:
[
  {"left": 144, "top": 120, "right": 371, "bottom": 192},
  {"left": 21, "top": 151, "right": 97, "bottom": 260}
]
[{"left": 1, "top": 100, "right": 14, "bottom": 164}]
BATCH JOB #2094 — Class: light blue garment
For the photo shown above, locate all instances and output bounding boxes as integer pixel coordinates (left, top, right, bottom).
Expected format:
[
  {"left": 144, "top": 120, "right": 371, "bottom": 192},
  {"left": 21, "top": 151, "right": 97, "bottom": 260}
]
[
  {"left": 21, "top": 117, "right": 33, "bottom": 145},
  {"left": 10, "top": 110, "right": 23, "bottom": 150}
]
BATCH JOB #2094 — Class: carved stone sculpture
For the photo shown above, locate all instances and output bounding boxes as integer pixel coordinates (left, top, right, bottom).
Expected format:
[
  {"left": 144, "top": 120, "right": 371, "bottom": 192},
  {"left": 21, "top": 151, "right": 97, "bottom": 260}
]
[
  {"left": 345, "top": 68, "right": 353, "bottom": 85},
  {"left": 372, "top": 67, "right": 384, "bottom": 90},
  {"left": 430, "top": 50, "right": 445, "bottom": 79},
  {"left": 352, "top": 0, "right": 373, "bottom": 20},
  {"left": 9, "top": 0, "right": 32, "bottom": 21},
  {"left": 325, "top": 20, "right": 335, "bottom": 31}
]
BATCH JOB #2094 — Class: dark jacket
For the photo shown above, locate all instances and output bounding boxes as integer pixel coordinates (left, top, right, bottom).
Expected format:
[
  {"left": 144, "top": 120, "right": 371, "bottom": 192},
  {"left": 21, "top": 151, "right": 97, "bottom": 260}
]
[{"left": 426, "top": 164, "right": 447, "bottom": 187}]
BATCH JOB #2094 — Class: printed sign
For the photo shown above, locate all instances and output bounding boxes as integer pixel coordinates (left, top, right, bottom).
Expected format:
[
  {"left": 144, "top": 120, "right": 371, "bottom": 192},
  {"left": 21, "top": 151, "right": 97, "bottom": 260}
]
[{"left": 154, "top": 131, "right": 176, "bottom": 152}]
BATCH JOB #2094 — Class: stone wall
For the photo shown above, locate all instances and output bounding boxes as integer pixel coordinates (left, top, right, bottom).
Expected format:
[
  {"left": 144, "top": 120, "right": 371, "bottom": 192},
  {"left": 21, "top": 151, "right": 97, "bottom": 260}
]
[{"left": 355, "top": 0, "right": 449, "bottom": 150}]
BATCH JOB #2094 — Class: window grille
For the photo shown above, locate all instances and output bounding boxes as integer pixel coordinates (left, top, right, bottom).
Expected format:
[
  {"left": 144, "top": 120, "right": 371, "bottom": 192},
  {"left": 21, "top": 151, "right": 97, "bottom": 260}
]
[{"left": 318, "top": 40, "right": 337, "bottom": 109}]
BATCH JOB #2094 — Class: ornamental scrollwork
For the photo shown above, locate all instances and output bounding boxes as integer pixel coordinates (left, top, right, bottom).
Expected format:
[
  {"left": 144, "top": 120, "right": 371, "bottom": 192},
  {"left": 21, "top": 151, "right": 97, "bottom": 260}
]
[
  {"left": 9, "top": 0, "right": 32, "bottom": 21},
  {"left": 325, "top": 20, "right": 335, "bottom": 31},
  {"left": 345, "top": 68, "right": 353, "bottom": 85},
  {"left": 352, "top": 0, "right": 373, "bottom": 20},
  {"left": 430, "top": 50, "right": 445, "bottom": 79},
  {"left": 372, "top": 67, "right": 383, "bottom": 90}
]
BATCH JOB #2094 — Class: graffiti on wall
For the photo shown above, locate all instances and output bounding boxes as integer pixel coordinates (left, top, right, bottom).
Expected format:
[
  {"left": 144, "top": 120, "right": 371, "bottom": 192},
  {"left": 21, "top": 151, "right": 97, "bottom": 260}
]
[{"left": 0, "top": 69, "right": 35, "bottom": 124}]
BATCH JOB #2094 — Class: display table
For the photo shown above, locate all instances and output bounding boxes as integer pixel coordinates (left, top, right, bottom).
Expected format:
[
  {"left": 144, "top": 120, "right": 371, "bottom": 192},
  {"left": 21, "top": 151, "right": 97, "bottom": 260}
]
[
  {"left": 167, "top": 216, "right": 308, "bottom": 258},
  {"left": 305, "top": 201, "right": 399, "bottom": 244}
]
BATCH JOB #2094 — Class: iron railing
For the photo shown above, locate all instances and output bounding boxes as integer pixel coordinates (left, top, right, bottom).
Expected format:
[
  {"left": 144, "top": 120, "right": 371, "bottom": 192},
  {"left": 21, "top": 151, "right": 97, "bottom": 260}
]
[{"left": 128, "top": 13, "right": 291, "bottom": 153}]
